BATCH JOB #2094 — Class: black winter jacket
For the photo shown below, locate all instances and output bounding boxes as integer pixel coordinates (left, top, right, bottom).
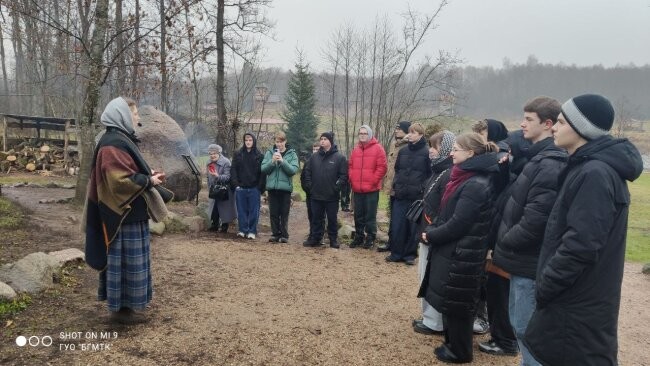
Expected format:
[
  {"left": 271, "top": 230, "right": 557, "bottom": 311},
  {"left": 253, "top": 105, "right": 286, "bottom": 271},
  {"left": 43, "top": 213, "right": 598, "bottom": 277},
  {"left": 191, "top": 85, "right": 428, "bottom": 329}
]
[
  {"left": 231, "top": 133, "right": 264, "bottom": 190},
  {"left": 418, "top": 153, "right": 499, "bottom": 316},
  {"left": 303, "top": 145, "right": 348, "bottom": 202},
  {"left": 524, "top": 136, "right": 643, "bottom": 366},
  {"left": 393, "top": 136, "right": 432, "bottom": 201},
  {"left": 493, "top": 137, "right": 567, "bottom": 278}
]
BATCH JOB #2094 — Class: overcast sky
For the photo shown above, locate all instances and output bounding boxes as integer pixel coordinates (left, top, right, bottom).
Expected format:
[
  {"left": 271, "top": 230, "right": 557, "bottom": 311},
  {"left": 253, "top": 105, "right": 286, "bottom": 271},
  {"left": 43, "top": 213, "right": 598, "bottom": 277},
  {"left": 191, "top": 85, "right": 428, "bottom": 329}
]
[{"left": 260, "top": 0, "right": 650, "bottom": 71}]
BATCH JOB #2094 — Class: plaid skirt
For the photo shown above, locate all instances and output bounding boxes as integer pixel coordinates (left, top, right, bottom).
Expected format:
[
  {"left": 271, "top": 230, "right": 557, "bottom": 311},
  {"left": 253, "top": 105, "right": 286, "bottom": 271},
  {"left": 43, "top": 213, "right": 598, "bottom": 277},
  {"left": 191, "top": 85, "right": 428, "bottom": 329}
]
[{"left": 98, "top": 221, "right": 153, "bottom": 312}]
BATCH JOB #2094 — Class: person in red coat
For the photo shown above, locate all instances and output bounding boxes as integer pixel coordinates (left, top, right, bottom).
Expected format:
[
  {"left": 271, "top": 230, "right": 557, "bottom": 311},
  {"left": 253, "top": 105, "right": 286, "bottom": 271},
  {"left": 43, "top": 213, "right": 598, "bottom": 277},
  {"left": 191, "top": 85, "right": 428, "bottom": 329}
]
[{"left": 348, "top": 125, "right": 387, "bottom": 248}]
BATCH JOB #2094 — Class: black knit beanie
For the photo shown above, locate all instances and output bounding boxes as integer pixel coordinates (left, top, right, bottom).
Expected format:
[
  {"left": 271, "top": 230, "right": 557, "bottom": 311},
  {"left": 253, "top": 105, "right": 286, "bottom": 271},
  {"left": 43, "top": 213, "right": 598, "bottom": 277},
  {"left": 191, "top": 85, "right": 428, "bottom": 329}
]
[
  {"left": 561, "top": 94, "right": 614, "bottom": 140},
  {"left": 395, "top": 121, "right": 411, "bottom": 134},
  {"left": 320, "top": 131, "right": 334, "bottom": 145}
]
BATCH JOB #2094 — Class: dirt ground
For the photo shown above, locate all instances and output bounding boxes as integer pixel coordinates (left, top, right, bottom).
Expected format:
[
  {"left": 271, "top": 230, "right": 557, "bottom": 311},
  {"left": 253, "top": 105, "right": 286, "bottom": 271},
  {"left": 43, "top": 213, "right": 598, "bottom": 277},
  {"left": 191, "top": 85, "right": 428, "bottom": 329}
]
[{"left": 0, "top": 178, "right": 649, "bottom": 365}]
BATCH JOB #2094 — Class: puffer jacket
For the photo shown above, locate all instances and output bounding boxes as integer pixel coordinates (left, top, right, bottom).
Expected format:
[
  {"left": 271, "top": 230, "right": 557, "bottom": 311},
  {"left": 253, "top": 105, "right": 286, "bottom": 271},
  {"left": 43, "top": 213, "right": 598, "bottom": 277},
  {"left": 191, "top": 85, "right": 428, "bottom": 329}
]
[
  {"left": 348, "top": 137, "right": 387, "bottom": 193},
  {"left": 418, "top": 153, "right": 499, "bottom": 316},
  {"left": 392, "top": 136, "right": 431, "bottom": 200},
  {"left": 261, "top": 145, "right": 299, "bottom": 192},
  {"left": 493, "top": 137, "right": 567, "bottom": 279},
  {"left": 524, "top": 136, "right": 643, "bottom": 366}
]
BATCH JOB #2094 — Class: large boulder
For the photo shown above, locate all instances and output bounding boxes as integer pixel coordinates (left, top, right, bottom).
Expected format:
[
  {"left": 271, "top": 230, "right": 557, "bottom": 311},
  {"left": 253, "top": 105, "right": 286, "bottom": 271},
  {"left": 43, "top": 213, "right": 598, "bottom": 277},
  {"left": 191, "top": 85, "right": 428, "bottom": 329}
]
[{"left": 137, "top": 106, "right": 202, "bottom": 201}]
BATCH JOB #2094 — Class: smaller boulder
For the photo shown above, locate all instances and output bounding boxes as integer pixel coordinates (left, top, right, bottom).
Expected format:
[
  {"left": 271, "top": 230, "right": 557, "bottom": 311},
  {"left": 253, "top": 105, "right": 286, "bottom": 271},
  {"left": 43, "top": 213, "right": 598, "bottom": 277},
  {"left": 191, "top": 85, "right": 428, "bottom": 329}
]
[
  {"left": 0, "top": 281, "right": 17, "bottom": 300},
  {"left": 291, "top": 192, "right": 303, "bottom": 202},
  {"left": 48, "top": 248, "right": 85, "bottom": 266},
  {"left": 182, "top": 216, "right": 206, "bottom": 233},
  {"left": 643, "top": 263, "right": 650, "bottom": 275},
  {"left": 0, "top": 252, "right": 61, "bottom": 294},
  {"left": 339, "top": 224, "right": 355, "bottom": 239},
  {"left": 149, "top": 220, "right": 166, "bottom": 236}
]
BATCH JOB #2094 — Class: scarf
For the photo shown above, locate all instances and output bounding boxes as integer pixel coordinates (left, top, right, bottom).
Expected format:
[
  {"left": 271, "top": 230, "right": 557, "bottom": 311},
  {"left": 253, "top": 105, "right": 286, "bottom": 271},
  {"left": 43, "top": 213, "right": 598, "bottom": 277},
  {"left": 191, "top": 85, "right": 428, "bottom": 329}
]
[{"left": 440, "top": 165, "right": 476, "bottom": 211}]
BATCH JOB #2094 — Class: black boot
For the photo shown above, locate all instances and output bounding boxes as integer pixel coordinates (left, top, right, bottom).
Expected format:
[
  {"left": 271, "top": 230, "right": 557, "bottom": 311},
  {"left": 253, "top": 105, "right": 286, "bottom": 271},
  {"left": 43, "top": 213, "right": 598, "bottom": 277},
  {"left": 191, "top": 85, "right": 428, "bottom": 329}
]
[
  {"left": 219, "top": 223, "right": 229, "bottom": 233},
  {"left": 362, "top": 236, "right": 375, "bottom": 249},
  {"left": 329, "top": 236, "right": 340, "bottom": 249},
  {"left": 349, "top": 234, "right": 364, "bottom": 248}
]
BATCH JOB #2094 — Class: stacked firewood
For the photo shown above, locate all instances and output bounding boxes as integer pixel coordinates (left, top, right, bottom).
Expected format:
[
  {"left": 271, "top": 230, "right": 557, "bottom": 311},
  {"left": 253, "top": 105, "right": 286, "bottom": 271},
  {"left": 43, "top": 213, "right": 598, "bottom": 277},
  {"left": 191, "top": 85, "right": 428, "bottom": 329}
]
[{"left": 0, "top": 140, "right": 75, "bottom": 174}]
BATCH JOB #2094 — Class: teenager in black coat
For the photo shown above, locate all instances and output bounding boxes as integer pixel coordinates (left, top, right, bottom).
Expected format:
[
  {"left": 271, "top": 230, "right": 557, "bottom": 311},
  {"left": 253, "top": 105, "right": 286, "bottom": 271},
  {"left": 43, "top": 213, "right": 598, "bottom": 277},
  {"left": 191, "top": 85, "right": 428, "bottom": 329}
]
[
  {"left": 418, "top": 133, "right": 500, "bottom": 363},
  {"left": 524, "top": 94, "right": 644, "bottom": 366}
]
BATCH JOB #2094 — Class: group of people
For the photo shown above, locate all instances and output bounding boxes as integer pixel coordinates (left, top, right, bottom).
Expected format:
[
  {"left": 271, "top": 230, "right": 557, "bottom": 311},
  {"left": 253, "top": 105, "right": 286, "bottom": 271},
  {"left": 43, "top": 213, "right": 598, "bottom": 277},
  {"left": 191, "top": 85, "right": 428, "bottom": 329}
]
[
  {"left": 85, "top": 93, "right": 643, "bottom": 366},
  {"left": 409, "top": 94, "right": 643, "bottom": 365}
]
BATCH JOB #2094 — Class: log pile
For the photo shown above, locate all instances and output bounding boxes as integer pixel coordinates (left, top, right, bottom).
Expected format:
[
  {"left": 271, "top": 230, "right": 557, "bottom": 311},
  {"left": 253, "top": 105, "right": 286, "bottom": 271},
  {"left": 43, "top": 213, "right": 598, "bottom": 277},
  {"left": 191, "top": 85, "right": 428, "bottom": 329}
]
[{"left": 1, "top": 139, "right": 79, "bottom": 175}]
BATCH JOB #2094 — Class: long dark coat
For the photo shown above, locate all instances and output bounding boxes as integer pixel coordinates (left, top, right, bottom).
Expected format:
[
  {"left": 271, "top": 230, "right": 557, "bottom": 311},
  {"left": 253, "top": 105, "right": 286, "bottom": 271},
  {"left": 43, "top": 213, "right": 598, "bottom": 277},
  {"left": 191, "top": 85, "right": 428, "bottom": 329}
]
[
  {"left": 524, "top": 136, "right": 643, "bottom": 366},
  {"left": 418, "top": 153, "right": 499, "bottom": 316}
]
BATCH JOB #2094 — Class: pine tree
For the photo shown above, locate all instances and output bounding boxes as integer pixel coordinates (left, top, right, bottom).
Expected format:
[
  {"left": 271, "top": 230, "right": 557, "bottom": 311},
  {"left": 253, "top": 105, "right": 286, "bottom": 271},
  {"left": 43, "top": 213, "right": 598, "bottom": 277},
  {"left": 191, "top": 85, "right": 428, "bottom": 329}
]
[{"left": 282, "top": 53, "right": 319, "bottom": 161}]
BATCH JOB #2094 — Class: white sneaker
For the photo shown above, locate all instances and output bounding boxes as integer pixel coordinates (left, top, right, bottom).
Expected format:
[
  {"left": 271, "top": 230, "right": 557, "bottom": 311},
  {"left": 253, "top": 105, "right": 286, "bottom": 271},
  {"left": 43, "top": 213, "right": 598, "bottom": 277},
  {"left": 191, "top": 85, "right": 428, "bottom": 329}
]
[
  {"left": 246, "top": 233, "right": 256, "bottom": 239},
  {"left": 237, "top": 232, "right": 245, "bottom": 238}
]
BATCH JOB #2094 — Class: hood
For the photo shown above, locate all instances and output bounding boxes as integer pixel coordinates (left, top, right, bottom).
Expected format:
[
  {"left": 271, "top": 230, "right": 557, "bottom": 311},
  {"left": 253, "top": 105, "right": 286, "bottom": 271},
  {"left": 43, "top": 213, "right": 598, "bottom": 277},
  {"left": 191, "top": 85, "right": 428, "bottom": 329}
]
[
  {"left": 527, "top": 137, "right": 567, "bottom": 160},
  {"left": 571, "top": 135, "right": 643, "bottom": 182},
  {"left": 357, "top": 137, "right": 378, "bottom": 149},
  {"left": 101, "top": 97, "right": 135, "bottom": 136},
  {"left": 486, "top": 119, "right": 509, "bottom": 142},
  {"left": 319, "top": 143, "right": 339, "bottom": 156},
  {"left": 269, "top": 144, "right": 295, "bottom": 154},
  {"left": 459, "top": 152, "right": 500, "bottom": 174},
  {"left": 240, "top": 132, "right": 258, "bottom": 152}
]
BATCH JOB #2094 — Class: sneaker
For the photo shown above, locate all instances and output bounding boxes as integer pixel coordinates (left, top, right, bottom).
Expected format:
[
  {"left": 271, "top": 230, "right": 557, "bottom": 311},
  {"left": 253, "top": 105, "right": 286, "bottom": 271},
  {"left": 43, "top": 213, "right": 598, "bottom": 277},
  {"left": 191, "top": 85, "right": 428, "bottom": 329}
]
[
  {"left": 237, "top": 232, "right": 246, "bottom": 238},
  {"left": 279, "top": 237, "right": 288, "bottom": 243},
  {"left": 246, "top": 233, "right": 256, "bottom": 240},
  {"left": 269, "top": 236, "right": 279, "bottom": 242},
  {"left": 473, "top": 317, "right": 489, "bottom": 334},
  {"left": 478, "top": 340, "right": 518, "bottom": 356},
  {"left": 404, "top": 258, "right": 415, "bottom": 266}
]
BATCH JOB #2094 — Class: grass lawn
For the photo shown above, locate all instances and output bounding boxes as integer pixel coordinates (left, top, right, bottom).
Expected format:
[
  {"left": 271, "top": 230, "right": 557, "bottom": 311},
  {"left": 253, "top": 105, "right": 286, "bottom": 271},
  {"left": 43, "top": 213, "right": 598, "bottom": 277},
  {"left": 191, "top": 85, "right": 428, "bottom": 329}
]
[{"left": 627, "top": 172, "right": 650, "bottom": 262}]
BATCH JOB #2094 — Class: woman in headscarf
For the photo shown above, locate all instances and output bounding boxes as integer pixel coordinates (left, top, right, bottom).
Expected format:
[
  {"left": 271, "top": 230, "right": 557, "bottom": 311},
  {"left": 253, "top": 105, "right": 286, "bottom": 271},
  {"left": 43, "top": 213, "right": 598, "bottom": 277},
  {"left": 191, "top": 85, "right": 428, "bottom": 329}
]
[
  {"left": 84, "top": 96, "right": 171, "bottom": 324},
  {"left": 419, "top": 133, "right": 500, "bottom": 363},
  {"left": 206, "top": 144, "right": 237, "bottom": 232},
  {"left": 412, "top": 131, "right": 455, "bottom": 336}
]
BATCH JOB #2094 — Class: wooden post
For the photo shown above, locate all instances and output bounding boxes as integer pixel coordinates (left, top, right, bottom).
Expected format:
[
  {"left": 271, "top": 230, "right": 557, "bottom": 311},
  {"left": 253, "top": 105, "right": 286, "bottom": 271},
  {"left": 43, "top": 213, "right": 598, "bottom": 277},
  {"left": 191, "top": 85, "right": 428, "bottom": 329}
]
[
  {"left": 2, "top": 116, "right": 6, "bottom": 152},
  {"left": 63, "top": 119, "right": 70, "bottom": 168}
]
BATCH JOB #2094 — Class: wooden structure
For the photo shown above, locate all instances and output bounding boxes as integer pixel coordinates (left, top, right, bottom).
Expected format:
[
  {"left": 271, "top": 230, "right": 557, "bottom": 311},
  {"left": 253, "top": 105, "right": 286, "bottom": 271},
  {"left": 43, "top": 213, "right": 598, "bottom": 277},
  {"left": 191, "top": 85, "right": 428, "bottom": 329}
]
[{"left": 1, "top": 114, "right": 76, "bottom": 166}]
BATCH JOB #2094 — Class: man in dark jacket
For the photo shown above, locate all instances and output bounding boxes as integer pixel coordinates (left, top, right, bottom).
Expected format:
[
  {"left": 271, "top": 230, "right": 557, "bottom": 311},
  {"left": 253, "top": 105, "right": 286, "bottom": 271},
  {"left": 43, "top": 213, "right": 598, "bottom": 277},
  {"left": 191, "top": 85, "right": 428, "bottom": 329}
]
[
  {"left": 489, "top": 97, "right": 566, "bottom": 363},
  {"left": 231, "top": 132, "right": 264, "bottom": 239},
  {"left": 303, "top": 132, "right": 348, "bottom": 248},
  {"left": 301, "top": 141, "right": 322, "bottom": 244},
  {"left": 524, "top": 94, "right": 643, "bottom": 366}
]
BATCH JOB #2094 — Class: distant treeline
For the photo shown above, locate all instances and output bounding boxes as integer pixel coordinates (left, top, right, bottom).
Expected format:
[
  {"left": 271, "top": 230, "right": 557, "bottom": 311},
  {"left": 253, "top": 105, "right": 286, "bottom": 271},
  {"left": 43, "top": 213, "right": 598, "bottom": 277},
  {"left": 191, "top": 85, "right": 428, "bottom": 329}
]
[{"left": 455, "top": 59, "right": 650, "bottom": 121}]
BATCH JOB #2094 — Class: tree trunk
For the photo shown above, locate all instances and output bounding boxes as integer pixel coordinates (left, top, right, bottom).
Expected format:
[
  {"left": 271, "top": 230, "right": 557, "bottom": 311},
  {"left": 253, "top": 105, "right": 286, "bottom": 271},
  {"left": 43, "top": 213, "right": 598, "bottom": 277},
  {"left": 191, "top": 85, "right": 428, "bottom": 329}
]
[
  {"left": 216, "top": 0, "right": 227, "bottom": 142},
  {"left": 160, "top": 0, "right": 168, "bottom": 112},
  {"left": 74, "top": 0, "right": 110, "bottom": 204},
  {"left": 116, "top": 0, "right": 126, "bottom": 95},
  {"left": 0, "top": 27, "right": 9, "bottom": 98},
  {"left": 185, "top": 5, "right": 200, "bottom": 123},
  {"left": 131, "top": 0, "right": 141, "bottom": 98}
]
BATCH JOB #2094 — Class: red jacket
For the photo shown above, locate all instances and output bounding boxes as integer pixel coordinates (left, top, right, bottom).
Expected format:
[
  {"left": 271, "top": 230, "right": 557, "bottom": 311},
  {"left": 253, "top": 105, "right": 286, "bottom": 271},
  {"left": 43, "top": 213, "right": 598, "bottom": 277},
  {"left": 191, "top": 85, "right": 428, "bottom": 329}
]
[{"left": 348, "top": 137, "right": 387, "bottom": 193}]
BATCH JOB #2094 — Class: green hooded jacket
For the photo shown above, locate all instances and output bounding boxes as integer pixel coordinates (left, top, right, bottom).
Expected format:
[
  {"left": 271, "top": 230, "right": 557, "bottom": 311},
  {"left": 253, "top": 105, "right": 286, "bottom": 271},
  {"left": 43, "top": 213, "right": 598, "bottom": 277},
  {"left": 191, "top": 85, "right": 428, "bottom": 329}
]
[{"left": 261, "top": 145, "right": 299, "bottom": 192}]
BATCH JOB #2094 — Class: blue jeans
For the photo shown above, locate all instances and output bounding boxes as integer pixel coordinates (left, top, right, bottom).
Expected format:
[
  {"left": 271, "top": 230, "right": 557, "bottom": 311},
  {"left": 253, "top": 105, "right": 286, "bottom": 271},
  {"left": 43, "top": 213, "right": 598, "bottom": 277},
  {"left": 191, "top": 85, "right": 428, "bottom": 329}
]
[
  {"left": 235, "top": 187, "right": 260, "bottom": 234},
  {"left": 509, "top": 275, "right": 541, "bottom": 366}
]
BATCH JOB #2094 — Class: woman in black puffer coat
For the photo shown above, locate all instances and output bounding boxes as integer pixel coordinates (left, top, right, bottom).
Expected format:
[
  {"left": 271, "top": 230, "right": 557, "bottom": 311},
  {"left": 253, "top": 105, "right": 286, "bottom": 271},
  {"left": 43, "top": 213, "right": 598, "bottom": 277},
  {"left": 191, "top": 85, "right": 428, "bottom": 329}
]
[{"left": 418, "top": 133, "right": 500, "bottom": 364}]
